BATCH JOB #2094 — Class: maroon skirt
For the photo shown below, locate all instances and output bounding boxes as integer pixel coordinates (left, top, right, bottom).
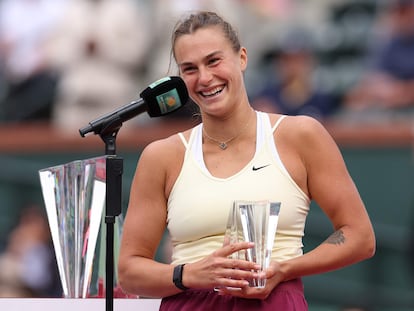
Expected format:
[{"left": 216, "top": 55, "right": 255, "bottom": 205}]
[{"left": 159, "top": 278, "right": 308, "bottom": 311}]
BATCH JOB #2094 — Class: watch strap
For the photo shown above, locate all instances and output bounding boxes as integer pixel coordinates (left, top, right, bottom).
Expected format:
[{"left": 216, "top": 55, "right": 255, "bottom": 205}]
[{"left": 173, "top": 264, "right": 189, "bottom": 290}]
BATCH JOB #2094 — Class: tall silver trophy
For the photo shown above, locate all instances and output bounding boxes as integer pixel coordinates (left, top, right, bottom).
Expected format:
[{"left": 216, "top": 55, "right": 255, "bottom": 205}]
[
  {"left": 225, "top": 200, "right": 281, "bottom": 288},
  {"left": 39, "top": 156, "right": 117, "bottom": 298}
]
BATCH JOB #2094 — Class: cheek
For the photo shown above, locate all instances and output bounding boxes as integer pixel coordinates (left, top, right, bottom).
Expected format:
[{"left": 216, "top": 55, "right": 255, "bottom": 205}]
[{"left": 181, "top": 75, "right": 197, "bottom": 93}]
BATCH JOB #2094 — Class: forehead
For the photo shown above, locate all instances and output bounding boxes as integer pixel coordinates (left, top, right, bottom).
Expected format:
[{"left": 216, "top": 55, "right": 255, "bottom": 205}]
[{"left": 174, "top": 26, "right": 230, "bottom": 62}]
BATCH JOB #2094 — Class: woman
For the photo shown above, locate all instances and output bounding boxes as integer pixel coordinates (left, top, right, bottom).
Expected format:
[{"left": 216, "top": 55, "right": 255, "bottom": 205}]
[{"left": 118, "top": 11, "right": 375, "bottom": 310}]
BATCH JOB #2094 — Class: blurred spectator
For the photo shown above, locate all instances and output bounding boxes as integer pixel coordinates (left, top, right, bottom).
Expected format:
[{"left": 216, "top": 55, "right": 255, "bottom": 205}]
[
  {"left": 45, "top": 0, "right": 152, "bottom": 131},
  {"left": 0, "top": 205, "right": 61, "bottom": 297},
  {"left": 251, "top": 29, "right": 340, "bottom": 120},
  {"left": 344, "top": 0, "right": 414, "bottom": 110},
  {"left": 0, "top": 0, "right": 67, "bottom": 123}
]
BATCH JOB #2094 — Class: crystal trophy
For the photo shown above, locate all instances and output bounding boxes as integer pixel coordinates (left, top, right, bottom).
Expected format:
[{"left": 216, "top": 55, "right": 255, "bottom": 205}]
[
  {"left": 39, "top": 156, "right": 110, "bottom": 298},
  {"left": 226, "top": 200, "right": 281, "bottom": 288}
]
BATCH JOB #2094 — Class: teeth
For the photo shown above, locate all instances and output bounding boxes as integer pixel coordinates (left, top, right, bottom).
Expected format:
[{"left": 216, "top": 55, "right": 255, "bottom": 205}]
[{"left": 201, "top": 86, "right": 224, "bottom": 97}]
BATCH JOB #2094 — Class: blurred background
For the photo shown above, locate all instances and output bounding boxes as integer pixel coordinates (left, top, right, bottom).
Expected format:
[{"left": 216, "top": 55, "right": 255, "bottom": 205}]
[{"left": 0, "top": 0, "right": 413, "bottom": 310}]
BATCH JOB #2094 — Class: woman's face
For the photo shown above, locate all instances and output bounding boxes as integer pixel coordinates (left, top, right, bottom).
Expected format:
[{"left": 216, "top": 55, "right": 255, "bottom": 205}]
[{"left": 173, "top": 26, "right": 247, "bottom": 116}]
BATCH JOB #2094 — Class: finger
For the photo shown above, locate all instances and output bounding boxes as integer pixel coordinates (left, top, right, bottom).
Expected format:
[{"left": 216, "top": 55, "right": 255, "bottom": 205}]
[
  {"left": 223, "top": 236, "right": 231, "bottom": 246},
  {"left": 217, "top": 277, "right": 250, "bottom": 292},
  {"left": 222, "top": 265, "right": 260, "bottom": 280},
  {"left": 223, "top": 258, "right": 261, "bottom": 272},
  {"left": 215, "top": 266, "right": 262, "bottom": 292},
  {"left": 216, "top": 241, "right": 255, "bottom": 258},
  {"left": 218, "top": 284, "right": 263, "bottom": 298}
]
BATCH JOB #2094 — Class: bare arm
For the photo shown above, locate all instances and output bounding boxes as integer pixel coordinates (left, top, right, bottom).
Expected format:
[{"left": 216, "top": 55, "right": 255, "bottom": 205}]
[
  {"left": 118, "top": 138, "right": 178, "bottom": 297},
  {"left": 279, "top": 116, "right": 376, "bottom": 280}
]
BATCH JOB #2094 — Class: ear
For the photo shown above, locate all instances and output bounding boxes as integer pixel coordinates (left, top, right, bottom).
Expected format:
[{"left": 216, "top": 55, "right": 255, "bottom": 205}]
[{"left": 240, "top": 47, "right": 248, "bottom": 72}]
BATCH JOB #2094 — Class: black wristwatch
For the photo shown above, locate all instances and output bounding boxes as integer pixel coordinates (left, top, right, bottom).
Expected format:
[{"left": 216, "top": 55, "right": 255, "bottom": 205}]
[{"left": 173, "top": 264, "right": 189, "bottom": 290}]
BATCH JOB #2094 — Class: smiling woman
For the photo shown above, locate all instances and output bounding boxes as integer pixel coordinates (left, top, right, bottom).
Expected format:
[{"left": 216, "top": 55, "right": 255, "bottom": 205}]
[
  {"left": 173, "top": 24, "right": 248, "bottom": 122},
  {"left": 118, "top": 11, "right": 375, "bottom": 311}
]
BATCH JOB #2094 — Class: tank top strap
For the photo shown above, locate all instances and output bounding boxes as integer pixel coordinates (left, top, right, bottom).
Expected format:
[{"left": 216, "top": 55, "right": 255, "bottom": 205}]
[
  {"left": 258, "top": 112, "right": 289, "bottom": 175},
  {"left": 271, "top": 115, "right": 287, "bottom": 133},
  {"left": 256, "top": 111, "right": 286, "bottom": 145},
  {"left": 178, "top": 123, "right": 202, "bottom": 149},
  {"left": 178, "top": 132, "right": 188, "bottom": 149}
]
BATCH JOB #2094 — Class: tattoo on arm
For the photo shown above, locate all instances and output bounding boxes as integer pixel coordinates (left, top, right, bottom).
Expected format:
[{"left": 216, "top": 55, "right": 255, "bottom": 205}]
[{"left": 324, "top": 229, "right": 345, "bottom": 245}]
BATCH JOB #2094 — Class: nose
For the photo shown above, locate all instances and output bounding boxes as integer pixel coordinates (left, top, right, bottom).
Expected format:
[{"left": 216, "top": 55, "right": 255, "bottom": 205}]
[{"left": 198, "top": 66, "right": 213, "bottom": 85}]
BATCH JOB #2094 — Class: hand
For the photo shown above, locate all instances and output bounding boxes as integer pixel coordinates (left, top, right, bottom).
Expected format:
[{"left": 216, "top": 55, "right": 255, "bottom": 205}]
[
  {"left": 217, "top": 260, "right": 284, "bottom": 300},
  {"left": 183, "top": 242, "right": 261, "bottom": 290}
]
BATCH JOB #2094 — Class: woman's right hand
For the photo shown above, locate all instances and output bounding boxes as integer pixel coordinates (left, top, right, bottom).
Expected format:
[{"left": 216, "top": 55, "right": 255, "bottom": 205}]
[{"left": 181, "top": 242, "right": 261, "bottom": 290}]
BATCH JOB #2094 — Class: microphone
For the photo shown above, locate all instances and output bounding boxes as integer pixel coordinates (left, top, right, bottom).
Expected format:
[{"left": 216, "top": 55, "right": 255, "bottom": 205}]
[{"left": 79, "top": 76, "right": 189, "bottom": 137}]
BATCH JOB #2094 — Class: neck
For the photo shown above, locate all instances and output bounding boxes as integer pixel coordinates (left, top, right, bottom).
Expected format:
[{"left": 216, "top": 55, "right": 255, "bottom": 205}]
[{"left": 202, "top": 108, "right": 256, "bottom": 150}]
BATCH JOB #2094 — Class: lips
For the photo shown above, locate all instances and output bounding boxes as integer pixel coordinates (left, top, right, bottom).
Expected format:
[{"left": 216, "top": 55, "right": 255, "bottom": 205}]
[{"left": 199, "top": 85, "right": 225, "bottom": 97}]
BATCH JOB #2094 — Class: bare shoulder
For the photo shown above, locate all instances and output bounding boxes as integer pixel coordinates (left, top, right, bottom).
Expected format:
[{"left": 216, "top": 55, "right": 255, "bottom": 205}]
[
  {"left": 268, "top": 114, "right": 340, "bottom": 166},
  {"left": 142, "top": 132, "right": 184, "bottom": 156},
  {"left": 140, "top": 131, "right": 187, "bottom": 165},
  {"left": 137, "top": 128, "right": 192, "bottom": 179},
  {"left": 268, "top": 114, "right": 330, "bottom": 142}
]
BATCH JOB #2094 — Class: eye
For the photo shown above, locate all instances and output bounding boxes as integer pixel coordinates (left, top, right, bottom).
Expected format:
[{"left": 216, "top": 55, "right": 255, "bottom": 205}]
[
  {"left": 208, "top": 58, "right": 220, "bottom": 66},
  {"left": 181, "top": 65, "right": 197, "bottom": 74}
]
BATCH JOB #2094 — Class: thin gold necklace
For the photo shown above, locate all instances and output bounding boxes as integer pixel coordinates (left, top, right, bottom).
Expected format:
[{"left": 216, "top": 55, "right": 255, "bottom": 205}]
[{"left": 202, "top": 111, "right": 254, "bottom": 150}]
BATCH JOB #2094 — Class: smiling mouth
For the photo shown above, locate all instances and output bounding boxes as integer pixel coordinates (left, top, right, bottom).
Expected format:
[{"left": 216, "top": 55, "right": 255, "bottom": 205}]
[{"left": 199, "top": 85, "right": 225, "bottom": 97}]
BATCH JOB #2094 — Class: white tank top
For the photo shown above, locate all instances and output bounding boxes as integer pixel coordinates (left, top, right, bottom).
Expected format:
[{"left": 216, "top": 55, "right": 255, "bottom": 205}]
[{"left": 168, "top": 111, "right": 310, "bottom": 264}]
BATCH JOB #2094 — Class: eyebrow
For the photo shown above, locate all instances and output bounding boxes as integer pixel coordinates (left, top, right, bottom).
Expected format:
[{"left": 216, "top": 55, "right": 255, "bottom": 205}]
[{"left": 178, "top": 50, "right": 223, "bottom": 68}]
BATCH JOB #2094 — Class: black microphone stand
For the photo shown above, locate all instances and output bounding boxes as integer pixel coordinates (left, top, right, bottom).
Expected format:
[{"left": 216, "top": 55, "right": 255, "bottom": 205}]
[{"left": 83, "top": 119, "right": 123, "bottom": 311}]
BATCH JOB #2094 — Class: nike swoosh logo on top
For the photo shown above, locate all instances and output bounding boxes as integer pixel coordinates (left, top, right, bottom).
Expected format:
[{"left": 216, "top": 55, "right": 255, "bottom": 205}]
[{"left": 252, "top": 164, "right": 271, "bottom": 171}]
